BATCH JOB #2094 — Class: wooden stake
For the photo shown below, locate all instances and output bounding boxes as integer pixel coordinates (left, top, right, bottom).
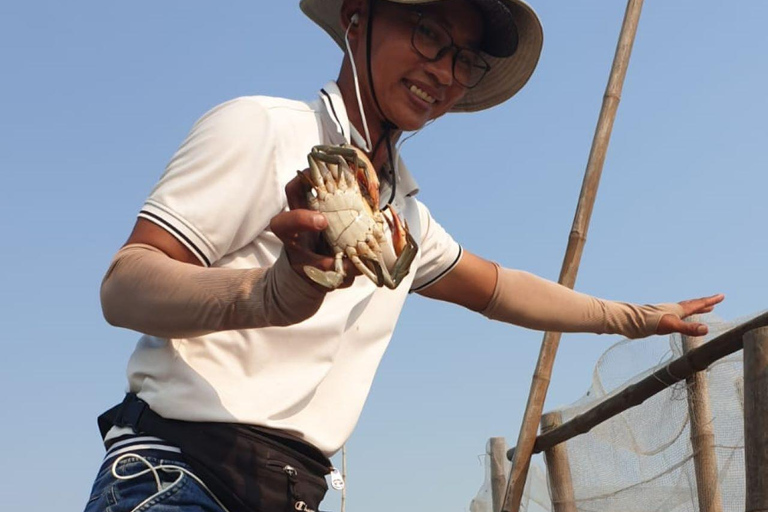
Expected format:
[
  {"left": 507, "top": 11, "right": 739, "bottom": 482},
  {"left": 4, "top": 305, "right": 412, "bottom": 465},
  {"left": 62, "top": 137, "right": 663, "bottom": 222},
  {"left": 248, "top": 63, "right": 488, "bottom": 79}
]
[
  {"left": 744, "top": 326, "right": 768, "bottom": 512},
  {"left": 490, "top": 437, "right": 509, "bottom": 512},
  {"left": 502, "top": 1, "right": 646, "bottom": 510},
  {"left": 682, "top": 320, "right": 723, "bottom": 512},
  {"left": 541, "top": 412, "right": 577, "bottom": 512}
]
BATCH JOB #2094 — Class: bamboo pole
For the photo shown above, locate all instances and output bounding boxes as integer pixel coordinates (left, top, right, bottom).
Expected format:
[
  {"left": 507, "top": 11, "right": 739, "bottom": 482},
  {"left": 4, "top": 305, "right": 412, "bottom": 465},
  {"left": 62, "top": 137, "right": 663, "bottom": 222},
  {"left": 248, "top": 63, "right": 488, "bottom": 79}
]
[
  {"left": 501, "top": 1, "right": 646, "bottom": 510},
  {"left": 541, "top": 412, "right": 577, "bottom": 512},
  {"left": 490, "top": 437, "right": 509, "bottom": 512},
  {"left": 744, "top": 326, "right": 768, "bottom": 512},
  {"left": 526, "top": 311, "right": 768, "bottom": 454},
  {"left": 682, "top": 320, "right": 723, "bottom": 512}
]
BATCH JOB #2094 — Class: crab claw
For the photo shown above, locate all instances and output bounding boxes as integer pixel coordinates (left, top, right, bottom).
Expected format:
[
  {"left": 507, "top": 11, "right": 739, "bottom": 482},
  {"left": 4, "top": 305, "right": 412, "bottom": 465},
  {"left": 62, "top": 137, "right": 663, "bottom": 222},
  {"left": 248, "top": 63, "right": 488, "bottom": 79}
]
[
  {"left": 349, "top": 147, "right": 380, "bottom": 209},
  {"left": 384, "top": 205, "right": 408, "bottom": 256}
]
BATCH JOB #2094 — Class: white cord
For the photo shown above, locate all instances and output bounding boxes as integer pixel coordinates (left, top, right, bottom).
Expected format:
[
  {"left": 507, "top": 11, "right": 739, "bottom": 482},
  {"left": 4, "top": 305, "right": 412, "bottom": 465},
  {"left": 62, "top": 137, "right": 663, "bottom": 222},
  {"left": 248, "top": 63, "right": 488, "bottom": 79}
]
[
  {"left": 110, "top": 452, "right": 232, "bottom": 512},
  {"left": 391, "top": 119, "right": 434, "bottom": 190},
  {"left": 344, "top": 21, "right": 373, "bottom": 153},
  {"left": 344, "top": 17, "right": 435, "bottom": 197}
]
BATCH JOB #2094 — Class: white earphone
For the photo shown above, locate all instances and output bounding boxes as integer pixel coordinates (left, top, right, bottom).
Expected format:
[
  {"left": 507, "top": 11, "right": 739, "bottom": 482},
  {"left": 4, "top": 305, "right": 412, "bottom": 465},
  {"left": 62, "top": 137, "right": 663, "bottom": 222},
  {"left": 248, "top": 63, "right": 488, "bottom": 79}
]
[{"left": 343, "top": 11, "right": 372, "bottom": 152}]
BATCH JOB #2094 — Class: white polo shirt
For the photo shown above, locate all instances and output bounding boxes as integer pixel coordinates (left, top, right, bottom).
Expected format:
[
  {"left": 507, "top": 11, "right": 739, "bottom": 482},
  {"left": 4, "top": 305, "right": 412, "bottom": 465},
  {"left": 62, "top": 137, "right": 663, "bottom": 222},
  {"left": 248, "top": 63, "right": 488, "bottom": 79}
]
[{"left": 125, "top": 81, "right": 462, "bottom": 455}]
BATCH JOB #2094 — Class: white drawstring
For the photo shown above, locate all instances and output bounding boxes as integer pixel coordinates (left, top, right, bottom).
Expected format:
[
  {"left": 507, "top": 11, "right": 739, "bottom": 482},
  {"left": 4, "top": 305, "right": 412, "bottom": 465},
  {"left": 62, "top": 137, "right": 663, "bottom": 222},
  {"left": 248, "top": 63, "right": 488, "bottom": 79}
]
[
  {"left": 344, "top": 14, "right": 435, "bottom": 201},
  {"left": 344, "top": 20, "right": 373, "bottom": 153},
  {"left": 110, "top": 452, "right": 232, "bottom": 512}
]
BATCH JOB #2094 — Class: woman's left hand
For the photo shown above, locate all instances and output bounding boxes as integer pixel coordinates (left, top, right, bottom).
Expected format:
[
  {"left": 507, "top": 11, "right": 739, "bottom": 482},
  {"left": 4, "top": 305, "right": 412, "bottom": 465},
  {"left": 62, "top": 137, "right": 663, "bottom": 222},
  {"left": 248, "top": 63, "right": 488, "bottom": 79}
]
[{"left": 656, "top": 293, "right": 726, "bottom": 336}]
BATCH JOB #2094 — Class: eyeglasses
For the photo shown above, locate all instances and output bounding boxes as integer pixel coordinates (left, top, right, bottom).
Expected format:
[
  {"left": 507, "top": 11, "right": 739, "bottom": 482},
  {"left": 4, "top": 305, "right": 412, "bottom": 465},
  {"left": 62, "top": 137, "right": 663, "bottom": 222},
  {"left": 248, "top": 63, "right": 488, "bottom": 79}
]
[{"left": 410, "top": 13, "right": 491, "bottom": 89}]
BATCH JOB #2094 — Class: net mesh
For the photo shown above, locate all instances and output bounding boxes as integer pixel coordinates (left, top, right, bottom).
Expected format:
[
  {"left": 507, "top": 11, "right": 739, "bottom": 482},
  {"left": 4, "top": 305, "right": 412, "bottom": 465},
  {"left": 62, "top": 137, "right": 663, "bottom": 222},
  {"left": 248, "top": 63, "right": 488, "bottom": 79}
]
[
  {"left": 469, "top": 311, "right": 764, "bottom": 512},
  {"left": 469, "top": 443, "right": 551, "bottom": 512}
]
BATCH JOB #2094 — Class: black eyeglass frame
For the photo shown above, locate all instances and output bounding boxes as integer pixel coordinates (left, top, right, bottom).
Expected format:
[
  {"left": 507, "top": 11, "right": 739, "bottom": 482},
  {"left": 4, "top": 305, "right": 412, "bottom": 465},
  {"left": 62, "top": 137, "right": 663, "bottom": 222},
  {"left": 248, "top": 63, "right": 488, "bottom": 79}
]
[{"left": 409, "top": 12, "right": 492, "bottom": 89}]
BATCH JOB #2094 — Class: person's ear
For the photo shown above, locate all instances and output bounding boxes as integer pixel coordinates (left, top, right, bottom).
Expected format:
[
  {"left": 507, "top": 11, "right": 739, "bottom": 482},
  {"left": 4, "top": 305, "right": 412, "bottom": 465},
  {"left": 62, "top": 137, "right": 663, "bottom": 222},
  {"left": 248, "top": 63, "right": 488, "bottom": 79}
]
[
  {"left": 340, "top": 0, "right": 363, "bottom": 34},
  {"left": 342, "top": 11, "right": 360, "bottom": 34}
]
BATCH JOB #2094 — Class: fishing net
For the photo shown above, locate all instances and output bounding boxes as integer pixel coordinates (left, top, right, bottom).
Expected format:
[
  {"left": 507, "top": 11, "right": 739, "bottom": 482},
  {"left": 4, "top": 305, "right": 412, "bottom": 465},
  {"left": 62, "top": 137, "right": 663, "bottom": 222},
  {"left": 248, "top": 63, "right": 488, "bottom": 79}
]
[
  {"left": 469, "top": 311, "right": 764, "bottom": 512},
  {"left": 469, "top": 443, "right": 551, "bottom": 512}
]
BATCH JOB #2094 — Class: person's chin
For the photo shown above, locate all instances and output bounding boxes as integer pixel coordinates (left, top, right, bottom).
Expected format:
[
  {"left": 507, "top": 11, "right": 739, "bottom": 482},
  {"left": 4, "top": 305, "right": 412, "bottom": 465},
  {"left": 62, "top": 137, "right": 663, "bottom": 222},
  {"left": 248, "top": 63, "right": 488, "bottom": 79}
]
[
  {"left": 393, "top": 114, "right": 429, "bottom": 132},
  {"left": 390, "top": 93, "right": 438, "bottom": 130}
]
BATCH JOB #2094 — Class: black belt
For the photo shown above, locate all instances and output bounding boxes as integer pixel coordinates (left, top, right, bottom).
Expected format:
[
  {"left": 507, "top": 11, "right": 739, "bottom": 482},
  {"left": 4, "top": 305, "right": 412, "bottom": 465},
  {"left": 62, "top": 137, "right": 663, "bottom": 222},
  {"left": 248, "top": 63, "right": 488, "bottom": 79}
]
[
  {"left": 99, "top": 393, "right": 153, "bottom": 439},
  {"left": 97, "top": 394, "right": 330, "bottom": 512}
]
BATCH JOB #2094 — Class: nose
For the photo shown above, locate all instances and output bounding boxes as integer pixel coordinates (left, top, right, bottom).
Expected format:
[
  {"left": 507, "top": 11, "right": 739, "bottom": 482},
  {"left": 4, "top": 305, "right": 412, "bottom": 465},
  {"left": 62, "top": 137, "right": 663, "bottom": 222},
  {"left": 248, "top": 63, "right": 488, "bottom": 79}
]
[{"left": 423, "top": 50, "right": 454, "bottom": 87}]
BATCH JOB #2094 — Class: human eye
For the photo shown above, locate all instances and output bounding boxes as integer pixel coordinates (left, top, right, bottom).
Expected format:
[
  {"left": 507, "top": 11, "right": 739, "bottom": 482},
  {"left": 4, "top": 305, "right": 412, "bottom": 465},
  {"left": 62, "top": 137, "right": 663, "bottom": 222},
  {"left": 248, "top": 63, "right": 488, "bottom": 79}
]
[
  {"left": 416, "top": 21, "right": 441, "bottom": 43},
  {"left": 455, "top": 50, "right": 478, "bottom": 71}
]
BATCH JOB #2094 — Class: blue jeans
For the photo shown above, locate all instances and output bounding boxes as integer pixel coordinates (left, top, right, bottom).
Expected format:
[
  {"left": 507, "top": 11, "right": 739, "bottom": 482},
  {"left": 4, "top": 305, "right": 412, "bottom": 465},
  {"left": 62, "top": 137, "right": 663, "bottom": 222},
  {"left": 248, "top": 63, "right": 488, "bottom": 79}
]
[{"left": 84, "top": 452, "right": 227, "bottom": 512}]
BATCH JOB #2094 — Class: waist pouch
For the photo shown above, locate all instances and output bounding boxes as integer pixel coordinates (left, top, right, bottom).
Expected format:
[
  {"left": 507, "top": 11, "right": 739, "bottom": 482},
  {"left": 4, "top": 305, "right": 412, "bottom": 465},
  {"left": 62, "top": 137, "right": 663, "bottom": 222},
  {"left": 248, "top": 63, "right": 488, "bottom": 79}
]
[{"left": 99, "top": 394, "right": 330, "bottom": 512}]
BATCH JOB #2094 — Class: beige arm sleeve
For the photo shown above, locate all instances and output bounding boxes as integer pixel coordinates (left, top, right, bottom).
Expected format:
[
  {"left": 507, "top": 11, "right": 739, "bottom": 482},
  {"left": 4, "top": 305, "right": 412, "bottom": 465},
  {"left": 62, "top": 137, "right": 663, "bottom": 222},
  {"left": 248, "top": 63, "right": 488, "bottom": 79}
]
[
  {"left": 100, "top": 243, "right": 325, "bottom": 338},
  {"left": 481, "top": 265, "right": 685, "bottom": 339}
]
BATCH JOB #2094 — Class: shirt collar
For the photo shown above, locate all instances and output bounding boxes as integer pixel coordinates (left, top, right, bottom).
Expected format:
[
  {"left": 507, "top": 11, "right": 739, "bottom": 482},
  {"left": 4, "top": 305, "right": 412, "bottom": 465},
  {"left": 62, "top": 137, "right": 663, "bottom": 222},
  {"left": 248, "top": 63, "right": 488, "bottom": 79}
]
[{"left": 318, "top": 81, "right": 420, "bottom": 198}]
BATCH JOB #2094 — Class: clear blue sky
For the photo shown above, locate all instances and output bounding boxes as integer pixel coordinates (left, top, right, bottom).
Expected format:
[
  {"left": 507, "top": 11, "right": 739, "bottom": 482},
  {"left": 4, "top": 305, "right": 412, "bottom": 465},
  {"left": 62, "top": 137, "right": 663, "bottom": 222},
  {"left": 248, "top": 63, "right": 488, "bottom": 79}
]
[{"left": 1, "top": 1, "right": 766, "bottom": 510}]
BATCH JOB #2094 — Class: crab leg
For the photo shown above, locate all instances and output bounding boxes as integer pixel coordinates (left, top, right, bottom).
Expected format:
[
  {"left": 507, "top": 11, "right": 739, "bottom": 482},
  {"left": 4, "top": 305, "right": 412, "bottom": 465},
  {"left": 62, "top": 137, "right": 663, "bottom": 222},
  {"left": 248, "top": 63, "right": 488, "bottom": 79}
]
[
  {"left": 387, "top": 231, "right": 418, "bottom": 289},
  {"left": 351, "top": 231, "right": 400, "bottom": 290},
  {"left": 303, "top": 250, "right": 346, "bottom": 290},
  {"left": 313, "top": 146, "right": 378, "bottom": 209},
  {"left": 306, "top": 155, "right": 330, "bottom": 198},
  {"left": 347, "top": 245, "right": 381, "bottom": 284},
  {"left": 334, "top": 158, "right": 349, "bottom": 191}
]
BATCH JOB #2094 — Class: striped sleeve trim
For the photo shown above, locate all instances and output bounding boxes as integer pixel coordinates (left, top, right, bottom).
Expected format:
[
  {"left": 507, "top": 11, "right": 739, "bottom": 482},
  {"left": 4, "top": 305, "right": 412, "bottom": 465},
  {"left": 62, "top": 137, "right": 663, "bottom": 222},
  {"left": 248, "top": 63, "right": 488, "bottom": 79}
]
[
  {"left": 410, "top": 245, "right": 463, "bottom": 293},
  {"left": 138, "top": 209, "right": 211, "bottom": 267}
]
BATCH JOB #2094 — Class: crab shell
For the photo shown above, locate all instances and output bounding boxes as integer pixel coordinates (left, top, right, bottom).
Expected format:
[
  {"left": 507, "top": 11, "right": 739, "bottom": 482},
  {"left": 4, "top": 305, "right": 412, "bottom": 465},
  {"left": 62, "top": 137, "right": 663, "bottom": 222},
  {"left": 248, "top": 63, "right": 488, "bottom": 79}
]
[{"left": 298, "top": 144, "right": 418, "bottom": 290}]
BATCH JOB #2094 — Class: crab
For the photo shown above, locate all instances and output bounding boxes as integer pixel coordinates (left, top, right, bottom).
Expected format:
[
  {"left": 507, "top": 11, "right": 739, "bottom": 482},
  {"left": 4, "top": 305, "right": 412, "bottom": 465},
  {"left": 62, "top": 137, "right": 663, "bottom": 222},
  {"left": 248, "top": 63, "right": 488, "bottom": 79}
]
[{"left": 297, "top": 144, "right": 418, "bottom": 290}]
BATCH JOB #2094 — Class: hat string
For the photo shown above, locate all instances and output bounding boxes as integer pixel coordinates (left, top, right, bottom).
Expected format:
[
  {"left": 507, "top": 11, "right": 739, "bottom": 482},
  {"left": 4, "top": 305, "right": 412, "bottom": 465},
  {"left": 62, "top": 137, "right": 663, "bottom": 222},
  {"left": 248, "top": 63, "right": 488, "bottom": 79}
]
[
  {"left": 365, "top": 0, "right": 401, "bottom": 206},
  {"left": 344, "top": 0, "right": 433, "bottom": 207},
  {"left": 344, "top": 20, "right": 373, "bottom": 153}
]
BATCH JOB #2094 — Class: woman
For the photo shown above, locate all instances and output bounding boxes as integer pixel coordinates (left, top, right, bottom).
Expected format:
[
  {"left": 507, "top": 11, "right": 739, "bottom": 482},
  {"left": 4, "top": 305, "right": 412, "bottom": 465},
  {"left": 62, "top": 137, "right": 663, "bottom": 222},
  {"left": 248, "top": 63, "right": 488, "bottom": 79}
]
[{"left": 84, "top": 1, "right": 722, "bottom": 511}]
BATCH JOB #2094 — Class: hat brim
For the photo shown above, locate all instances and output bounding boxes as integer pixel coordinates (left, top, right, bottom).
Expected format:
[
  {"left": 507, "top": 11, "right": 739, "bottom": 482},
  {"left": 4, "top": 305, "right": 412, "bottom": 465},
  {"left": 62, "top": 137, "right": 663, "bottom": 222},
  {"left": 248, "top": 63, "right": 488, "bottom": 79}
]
[{"left": 300, "top": 0, "right": 543, "bottom": 112}]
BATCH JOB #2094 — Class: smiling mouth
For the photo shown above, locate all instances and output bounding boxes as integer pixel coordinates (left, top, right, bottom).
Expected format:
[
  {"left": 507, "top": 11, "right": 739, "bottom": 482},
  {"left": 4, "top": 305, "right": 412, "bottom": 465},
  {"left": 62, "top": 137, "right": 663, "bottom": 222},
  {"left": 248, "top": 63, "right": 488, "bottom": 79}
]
[{"left": 408, "top": 84, "right": 436, "bottom": 104}]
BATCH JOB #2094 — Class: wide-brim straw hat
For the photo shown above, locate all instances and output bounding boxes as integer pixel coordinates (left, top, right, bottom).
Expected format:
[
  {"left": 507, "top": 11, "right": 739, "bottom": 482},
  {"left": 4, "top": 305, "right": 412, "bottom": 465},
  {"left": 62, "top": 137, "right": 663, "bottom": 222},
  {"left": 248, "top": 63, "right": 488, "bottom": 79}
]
[{"left": 300, "top": 0, "right": 543, "bottom": 112}]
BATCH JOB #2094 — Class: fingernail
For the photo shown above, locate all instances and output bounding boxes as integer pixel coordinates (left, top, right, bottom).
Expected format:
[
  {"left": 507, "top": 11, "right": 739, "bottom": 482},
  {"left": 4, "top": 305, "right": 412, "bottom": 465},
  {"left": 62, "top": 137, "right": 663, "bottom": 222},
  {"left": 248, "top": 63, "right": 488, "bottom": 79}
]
[
  {"left": 313, "top": 214, "right": 327, "bottom": 229},
  {"left": 697, "top": 325, "right": 707, "bottom": 335}
]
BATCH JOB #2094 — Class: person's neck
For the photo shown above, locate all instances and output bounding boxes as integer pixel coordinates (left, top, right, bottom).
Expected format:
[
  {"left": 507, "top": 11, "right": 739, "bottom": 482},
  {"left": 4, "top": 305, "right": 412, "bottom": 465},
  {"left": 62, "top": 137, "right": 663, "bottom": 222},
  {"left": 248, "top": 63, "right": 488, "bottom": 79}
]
[{"left": 336, "top": 71, "right": 400, "bottom": 172}]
